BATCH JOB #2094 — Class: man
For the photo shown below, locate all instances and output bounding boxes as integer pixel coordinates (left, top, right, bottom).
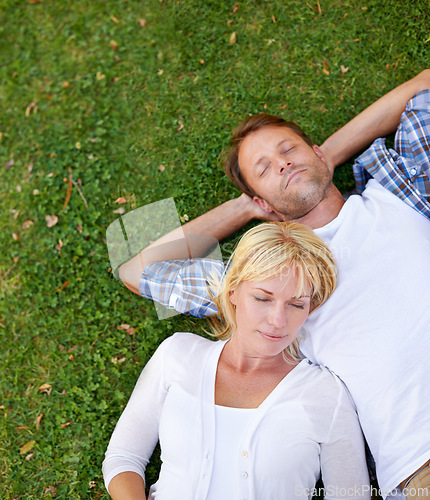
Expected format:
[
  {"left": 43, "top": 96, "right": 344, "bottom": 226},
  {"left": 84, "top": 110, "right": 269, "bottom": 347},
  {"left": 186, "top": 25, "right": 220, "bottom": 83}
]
[{"left": 119, "top": 71, "right": 430, "bottom": 498}]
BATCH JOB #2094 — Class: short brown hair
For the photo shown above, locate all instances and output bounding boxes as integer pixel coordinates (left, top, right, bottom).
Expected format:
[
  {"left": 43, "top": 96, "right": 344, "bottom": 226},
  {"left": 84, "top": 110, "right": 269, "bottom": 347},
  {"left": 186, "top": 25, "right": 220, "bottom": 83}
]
[{"left": 222, "top": 114, "right": 313, "bottom": 198}]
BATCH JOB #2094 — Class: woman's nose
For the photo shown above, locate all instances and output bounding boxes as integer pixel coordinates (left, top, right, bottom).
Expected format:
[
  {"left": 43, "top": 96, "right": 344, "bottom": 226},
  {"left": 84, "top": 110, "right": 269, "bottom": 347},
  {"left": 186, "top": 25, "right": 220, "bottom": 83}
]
[{"left": 268, "top": 304, "right": 287, "bottom": 328}]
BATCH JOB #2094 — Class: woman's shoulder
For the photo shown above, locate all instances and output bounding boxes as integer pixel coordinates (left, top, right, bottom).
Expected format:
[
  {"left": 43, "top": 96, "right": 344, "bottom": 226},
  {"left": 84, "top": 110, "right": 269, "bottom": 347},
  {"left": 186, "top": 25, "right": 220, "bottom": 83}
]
[{"left": 160, "top": 332, "right": 222, "bottom": 359}]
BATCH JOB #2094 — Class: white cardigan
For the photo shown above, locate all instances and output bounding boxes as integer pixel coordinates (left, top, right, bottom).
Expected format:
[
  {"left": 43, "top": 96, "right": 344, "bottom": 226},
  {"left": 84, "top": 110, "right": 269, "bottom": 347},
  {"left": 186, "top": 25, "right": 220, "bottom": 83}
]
[{"left": 103, "top": 333, "right": 370, "bottom": 499}]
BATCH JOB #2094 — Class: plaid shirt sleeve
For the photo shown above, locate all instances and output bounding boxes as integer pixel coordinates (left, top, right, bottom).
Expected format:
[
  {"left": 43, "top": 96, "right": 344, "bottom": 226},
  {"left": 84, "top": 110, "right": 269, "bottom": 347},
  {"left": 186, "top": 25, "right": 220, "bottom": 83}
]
[
  {"left": 352, "top": 89, "right": 430, "bottom": 220},
  {"left": 138, "top": 258, "right": 225, "bottom": 318}
]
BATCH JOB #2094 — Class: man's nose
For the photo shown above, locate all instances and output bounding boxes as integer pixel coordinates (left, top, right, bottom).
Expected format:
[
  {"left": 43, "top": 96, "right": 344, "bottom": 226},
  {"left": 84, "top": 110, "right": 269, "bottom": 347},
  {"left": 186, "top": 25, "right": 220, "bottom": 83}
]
[{"left": 277, "top": 156, "right": 292, "bottom": 174}]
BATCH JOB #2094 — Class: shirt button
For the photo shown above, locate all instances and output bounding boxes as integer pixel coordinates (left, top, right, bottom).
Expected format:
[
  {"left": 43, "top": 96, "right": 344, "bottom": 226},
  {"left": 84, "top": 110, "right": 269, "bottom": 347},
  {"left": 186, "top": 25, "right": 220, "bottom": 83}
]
[
  {"left": 410, "top": 168, "right": 417, "bottom": 176},
  {"left": 241, "top": 472, "right": 248, "bottom": 479},
  {"left": 242, "top": 451, "right": 248, "bottom": 457}
]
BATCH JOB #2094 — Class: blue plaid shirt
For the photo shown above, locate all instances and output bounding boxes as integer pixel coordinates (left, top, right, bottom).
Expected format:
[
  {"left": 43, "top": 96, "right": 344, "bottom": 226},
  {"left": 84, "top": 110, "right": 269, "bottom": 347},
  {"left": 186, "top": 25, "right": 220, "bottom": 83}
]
[
  {"left": 140, "top": 89, "right": 430, "bottom": 318},
  {"left": 353, "top": 89, "right": 430, "bottom": 218}
]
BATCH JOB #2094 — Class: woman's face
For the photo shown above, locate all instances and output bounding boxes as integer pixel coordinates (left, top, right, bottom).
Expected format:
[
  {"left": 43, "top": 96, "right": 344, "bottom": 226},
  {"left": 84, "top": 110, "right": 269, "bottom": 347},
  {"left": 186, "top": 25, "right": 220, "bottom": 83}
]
[{"left": 229, "top": 271, "right": 311, "bottom": 358}]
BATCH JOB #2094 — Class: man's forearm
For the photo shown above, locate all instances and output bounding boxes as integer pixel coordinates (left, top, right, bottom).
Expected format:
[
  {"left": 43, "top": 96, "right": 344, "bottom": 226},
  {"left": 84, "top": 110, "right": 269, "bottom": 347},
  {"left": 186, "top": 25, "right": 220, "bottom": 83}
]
[
  {"left": 147, "top": 194, "right": 256, "bottom": 248},
  {"left": 119, "top": 195, "right": 256, "bottom": 294},
  {"left": 320, "top": 69, "right": 430, "bottom": 170}
]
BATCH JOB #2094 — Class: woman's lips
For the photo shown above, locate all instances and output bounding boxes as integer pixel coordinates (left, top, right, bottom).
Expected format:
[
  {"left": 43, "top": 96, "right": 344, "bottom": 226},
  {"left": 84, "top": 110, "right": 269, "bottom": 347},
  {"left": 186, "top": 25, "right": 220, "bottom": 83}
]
[{"left": 258, "top": 331, "right": 287, "bottom": 342}]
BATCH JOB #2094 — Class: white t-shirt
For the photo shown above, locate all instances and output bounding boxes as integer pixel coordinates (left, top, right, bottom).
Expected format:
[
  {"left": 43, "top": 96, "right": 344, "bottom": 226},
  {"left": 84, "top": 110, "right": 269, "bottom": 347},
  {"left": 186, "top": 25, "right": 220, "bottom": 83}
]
[
  {"left": 301, "top": 180, "right": 430, "bottom": 498},
  {"left": 103, "top": 332, "right": 370, "bottom": 499}
]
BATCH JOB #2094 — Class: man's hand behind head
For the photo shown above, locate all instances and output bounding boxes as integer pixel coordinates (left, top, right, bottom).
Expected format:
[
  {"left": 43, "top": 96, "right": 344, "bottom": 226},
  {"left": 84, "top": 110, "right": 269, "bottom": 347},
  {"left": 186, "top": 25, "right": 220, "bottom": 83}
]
[{"left": 239, "top": 193, "right": 283, "bottom": 222}]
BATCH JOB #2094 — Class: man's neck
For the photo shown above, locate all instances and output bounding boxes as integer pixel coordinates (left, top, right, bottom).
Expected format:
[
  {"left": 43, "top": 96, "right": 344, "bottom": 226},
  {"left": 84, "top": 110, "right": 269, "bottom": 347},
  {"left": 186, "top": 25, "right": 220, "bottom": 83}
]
[{"left": 288, "top": 184, "right": 346, "bottom": 229}]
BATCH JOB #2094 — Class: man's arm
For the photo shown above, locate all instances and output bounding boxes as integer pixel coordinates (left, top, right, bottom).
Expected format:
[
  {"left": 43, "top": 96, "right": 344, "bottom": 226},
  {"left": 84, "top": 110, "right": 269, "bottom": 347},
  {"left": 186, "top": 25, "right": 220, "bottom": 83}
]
[
  {"left": 320, "top": 69, "right": 430, "bottom": 171},
  {"left": 119, "top": 194, "right": 268, "bottom": 295}
]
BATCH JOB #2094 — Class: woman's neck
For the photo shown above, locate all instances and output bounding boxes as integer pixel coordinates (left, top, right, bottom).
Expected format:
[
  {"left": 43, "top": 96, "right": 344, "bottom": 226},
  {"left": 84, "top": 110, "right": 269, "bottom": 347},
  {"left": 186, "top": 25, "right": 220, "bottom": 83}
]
[{"left": 220, "top": 337, "right": 297, "bottom": 374}]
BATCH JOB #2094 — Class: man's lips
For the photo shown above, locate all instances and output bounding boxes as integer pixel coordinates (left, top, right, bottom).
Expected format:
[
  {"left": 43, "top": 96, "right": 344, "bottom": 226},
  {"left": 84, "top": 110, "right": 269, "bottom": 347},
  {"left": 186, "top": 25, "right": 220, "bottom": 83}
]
[
  {"left": 285, "top": 169, "right": 305, "bottom": 189},
  {"left": 258, "top": 331, "right": 287, "bottom": 342}
]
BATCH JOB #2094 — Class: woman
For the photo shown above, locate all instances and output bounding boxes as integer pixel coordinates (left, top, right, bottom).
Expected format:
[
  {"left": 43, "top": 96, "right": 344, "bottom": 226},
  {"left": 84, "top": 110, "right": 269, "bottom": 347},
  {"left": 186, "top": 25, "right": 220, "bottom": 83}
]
[{"left": 103, "top": 222, "right": 370, "bottom": 499}]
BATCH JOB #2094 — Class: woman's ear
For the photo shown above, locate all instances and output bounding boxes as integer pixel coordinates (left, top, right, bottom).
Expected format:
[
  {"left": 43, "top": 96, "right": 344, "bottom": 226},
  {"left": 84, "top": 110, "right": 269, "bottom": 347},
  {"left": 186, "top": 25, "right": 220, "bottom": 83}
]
[{"left": 229, "top": 290, "right": 236, "bottom": 306}]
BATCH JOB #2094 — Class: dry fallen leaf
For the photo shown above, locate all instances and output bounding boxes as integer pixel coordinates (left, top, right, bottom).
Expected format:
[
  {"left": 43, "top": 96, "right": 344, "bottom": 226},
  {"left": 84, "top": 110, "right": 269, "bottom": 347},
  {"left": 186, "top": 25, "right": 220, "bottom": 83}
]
[
  {"left": 45, "top": 215, "right": 58, "bottom": 228},
  {"left": 55, "top": 239, "right": 63, "bottom": 252},
  {"left": 113, "top": 207, "right": 125, "bottom": 215},
  {"left": 62, "top": 81, "right": 69, "bottom": 88},
  {"left": 322, "top": 60, "right": 330, "bottom": 75},
  {"left": 20, "top": 440, "right": 36, "bottom": 455},
  {"left": 158, "top": 165, "right": 165, "bottom": 172},
  {"left": 177, "top": 120, "right": 184, "bottom": 132},
  {"left": 229, "top": 32, "right": 237, "bottom": 44},
  {"left": 44, "top": 486, "right": 57, "bottom": 497},
  {"left": 4, "top": 154, "right": 14, "bottom": 168},
  {"left": 117, "top": 324, "right": 131, "bottom": 330},
  {"left": 114, "top": 196, "right": 127, "bottom": 204},
  {"left": 340, "top": 65, "right": 349, "bottom": 74},
  {"left": 110, "top": 40, "right": 118, "bottom": 50},
  {"left": 139, "top": 18, "right": 147, "bottom": 27},
  {"left": 272, "top": 14, "right": 276, "bottom": 23},
  {"left": 25, "top": 102, "right": 38, "bottom": 116},
  {"left": 232, "top": 2, "right": 239, "bottom": 14},
  {"left": 22, "top": 221, "right": 34, "bottom": 230},
  {"left": 110, "top": 14, "right": 119, "bottom": 23},
  {"left": 36, "top": 413, "right": 43, "bottom": 430},
  {"left": 76, "top": 224, "right": 83, "bottom": 234},
  {"left": 63, "top": 176, "right": 73, "bottom": 211},
  {"left": 61, "top": 422, "right": 71, "bottom": 428},
  {"left": 12, "top": 233, "right": 19, "bottom": 241},
  {"left": 96, "top": 72, "right": 105, "bottom": 80},
  {"left": 38, "top": 383, "right": 52, "bottom": 395}
]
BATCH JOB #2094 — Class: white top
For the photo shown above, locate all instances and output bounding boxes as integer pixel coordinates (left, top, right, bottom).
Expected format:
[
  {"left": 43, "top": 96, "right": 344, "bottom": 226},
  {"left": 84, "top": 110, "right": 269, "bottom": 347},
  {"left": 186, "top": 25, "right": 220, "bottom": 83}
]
[
  {"left": 103, "top": 332, "right": 370, "bottom": 499},
  {"left": 207, "top": 405, "right": 257, "bottom": 499},
  {"left": 302, "top": 180, "right": 430, "bottom": 498}
]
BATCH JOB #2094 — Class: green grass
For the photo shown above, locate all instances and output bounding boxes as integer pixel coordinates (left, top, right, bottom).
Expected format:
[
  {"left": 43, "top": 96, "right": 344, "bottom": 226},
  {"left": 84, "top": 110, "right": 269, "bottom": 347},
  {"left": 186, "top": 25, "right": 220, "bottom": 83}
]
[{"left": 0, "top": 0, "right": 428, "bottom": 497}]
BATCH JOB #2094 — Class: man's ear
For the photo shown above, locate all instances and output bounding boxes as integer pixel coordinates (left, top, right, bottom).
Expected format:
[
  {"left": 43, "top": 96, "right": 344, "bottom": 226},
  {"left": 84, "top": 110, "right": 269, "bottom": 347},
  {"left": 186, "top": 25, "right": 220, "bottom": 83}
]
[
  {"left": 252, "top": 196, "right": 275, "bottom": 214},
  {"left": 313, "top": 145, "right": 327, "bottom": 164}
]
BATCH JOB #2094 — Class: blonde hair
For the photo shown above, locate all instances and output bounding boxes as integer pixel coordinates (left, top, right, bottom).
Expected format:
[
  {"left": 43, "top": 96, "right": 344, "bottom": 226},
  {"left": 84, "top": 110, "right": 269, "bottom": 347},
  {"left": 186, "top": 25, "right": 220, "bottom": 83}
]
[{"left": 209, "top": 222, "right": 337, "bottom": 361}]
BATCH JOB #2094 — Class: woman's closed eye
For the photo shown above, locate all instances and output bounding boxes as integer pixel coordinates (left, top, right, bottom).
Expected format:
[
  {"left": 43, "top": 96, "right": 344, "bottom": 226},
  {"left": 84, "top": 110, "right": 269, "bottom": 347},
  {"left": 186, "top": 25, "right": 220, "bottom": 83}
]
[
  {"left": 253, "top": 296, "right": 270, "bottom": 302},
  {"left": 290, "top": 303, "right": 305, "bottom": 309}
]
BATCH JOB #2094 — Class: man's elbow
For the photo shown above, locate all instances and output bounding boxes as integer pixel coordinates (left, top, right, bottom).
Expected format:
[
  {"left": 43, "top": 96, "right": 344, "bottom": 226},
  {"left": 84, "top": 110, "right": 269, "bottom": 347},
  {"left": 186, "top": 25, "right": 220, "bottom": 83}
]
[
  {"left": 415, "top": 69, "right": 430, "bottom": 89},
  {"left": 119, "top": 260, "right": 141, "bottom": 295}
]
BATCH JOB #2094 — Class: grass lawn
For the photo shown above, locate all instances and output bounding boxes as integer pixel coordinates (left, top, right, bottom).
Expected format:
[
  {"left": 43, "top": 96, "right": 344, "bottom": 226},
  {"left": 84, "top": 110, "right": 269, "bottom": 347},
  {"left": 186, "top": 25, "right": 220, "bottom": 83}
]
[{"left": 0, "top": 0, "right": 428, "bottom": 497}]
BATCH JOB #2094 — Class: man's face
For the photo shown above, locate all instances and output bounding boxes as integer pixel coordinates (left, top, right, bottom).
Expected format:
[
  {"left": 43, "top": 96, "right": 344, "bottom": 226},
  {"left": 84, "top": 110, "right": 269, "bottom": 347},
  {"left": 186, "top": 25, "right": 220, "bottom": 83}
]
[{"left": 238, "top": 125, "right": 333, "bottom": 220}]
